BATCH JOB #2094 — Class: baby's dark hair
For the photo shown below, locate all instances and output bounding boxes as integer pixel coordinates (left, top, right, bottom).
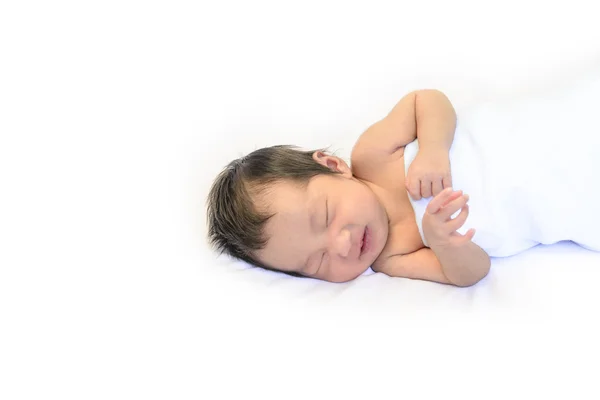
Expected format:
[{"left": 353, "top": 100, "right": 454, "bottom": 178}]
[{"left": 206, "top": 145, "right": 340, "bottom": 275}]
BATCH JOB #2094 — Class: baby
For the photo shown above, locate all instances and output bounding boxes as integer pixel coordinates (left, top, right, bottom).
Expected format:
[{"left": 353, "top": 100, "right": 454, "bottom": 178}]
[
  {"left": 207, "top": 78, "right": 600, "bottom": 287},
  {"left": 207, "top": 90, "right": 489, "bottom": 286}
]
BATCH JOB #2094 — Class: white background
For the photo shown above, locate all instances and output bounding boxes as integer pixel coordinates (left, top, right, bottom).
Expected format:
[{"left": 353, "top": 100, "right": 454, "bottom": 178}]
[{"left": 1, "top": 1, "right": 600, "bottom": 399}]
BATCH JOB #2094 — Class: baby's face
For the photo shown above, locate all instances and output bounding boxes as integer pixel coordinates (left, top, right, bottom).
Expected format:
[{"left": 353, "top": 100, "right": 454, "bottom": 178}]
[{"left": 256, "top": 173, "right": 389, "bottom": 283}]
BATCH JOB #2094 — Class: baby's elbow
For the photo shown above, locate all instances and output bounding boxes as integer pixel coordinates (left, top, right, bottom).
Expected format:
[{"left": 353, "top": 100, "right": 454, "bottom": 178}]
[
  {"left": 452, "top": 261, "right": 491, "bottom": 288},
  {"left": 453, "top": 275, "right": 485, "bottom": 287},
  {"left": 414, "top": 88, "right": 449, "bottom": 101}
]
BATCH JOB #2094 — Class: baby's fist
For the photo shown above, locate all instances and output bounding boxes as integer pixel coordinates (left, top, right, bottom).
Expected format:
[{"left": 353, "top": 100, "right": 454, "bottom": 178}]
[{"left": 405, "top": 150, "right": 452, "bottom": 200}]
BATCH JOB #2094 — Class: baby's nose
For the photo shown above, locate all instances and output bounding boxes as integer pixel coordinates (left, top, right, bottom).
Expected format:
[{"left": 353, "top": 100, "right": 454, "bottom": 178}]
[{"left": 333, "top": 229, "right": 352, "bottom": 258}]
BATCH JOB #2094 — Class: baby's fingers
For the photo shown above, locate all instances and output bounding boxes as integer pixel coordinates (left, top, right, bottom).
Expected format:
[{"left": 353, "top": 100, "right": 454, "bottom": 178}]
[
  {"left": 443, "top": 175, "right": 453, "bottom": 190},
  {"left": 439, "top": 194, "right": 469, "bottom": 220},
  {"left": 406, "top": 178, "right": 422, "bottom": 200},
  {"left": 451, "top": 228, "right": 476, "bottom": 246},
  {"left": 447, "top": 204, "right": 469, "bottom": 232},
  {"left": 432, "top": 179, "right": 444, "bottom": 198},
  {"left": 427, "top": 188, "right": 461, "bottom": 214},
  {"left": 421, "top": 179, "right": 433, "bottom": 199},
  {"left": 464, "top": 228, "right": 476, "bottom": 241}
]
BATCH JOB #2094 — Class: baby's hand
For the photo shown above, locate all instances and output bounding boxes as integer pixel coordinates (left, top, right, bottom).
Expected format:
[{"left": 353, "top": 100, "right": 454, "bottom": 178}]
[
  {"left": 422, "top": 188, "right": 475, "bottom": 248},
  {"left": 406, "top": 149, "right": 452, "bottom": 200}
]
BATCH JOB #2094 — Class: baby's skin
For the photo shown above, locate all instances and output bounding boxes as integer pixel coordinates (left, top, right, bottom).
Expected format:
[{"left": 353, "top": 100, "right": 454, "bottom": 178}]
[{"left": 256, "top": 90, "right": 490, "bottom": 286}]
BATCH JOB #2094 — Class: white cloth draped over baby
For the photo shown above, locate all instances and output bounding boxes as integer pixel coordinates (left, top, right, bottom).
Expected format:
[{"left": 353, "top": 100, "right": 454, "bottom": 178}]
[{"left": 404, "top": 73, "right": 600, "bottom": 257}]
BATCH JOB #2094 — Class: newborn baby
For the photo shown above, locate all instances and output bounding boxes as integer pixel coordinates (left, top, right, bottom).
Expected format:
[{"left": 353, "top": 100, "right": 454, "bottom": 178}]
[{"left": 207, "top": 74, "right": 600, "bottom": 286}]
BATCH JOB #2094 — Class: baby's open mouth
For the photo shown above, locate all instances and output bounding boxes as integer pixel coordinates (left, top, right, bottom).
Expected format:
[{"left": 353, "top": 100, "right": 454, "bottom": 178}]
[{"left": 360, "top": 227, "right": 369, "bottom": 255}]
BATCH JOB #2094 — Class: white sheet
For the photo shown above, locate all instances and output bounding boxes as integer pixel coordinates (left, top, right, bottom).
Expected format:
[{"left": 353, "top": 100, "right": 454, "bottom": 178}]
[
  {"left": 3, "top": 1, "right": 600, "bottom": 399},
  {"left": 404, "top": 72, "right": 600, "bottom": 256}
]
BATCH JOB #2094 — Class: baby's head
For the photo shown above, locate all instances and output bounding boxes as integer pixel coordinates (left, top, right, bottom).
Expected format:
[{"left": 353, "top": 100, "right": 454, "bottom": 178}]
[{"left": 207, "top": 145, "right": 389, "bottom": 282}]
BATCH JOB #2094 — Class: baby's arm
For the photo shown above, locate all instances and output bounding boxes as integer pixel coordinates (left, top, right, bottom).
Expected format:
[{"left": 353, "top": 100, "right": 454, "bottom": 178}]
[
  {"left": 375, "top": 188, "right": 491, "bottom": 287},
  {"left": 374, "top": 248, "right": 452, "bottom": 285},
  {"left": 352, "top": 90, "right": 457, "bottom": 197},
  {"left": 410, "top": 89, "right": 457, "bottom": 155},
  {"left": 402, "top": 90, "right": 457, "bottom": 199},
  {"left": 353, "top": 89, "right": 456, "bottom": 157},
  {"left": 375, "top": 241, "right": 489, "bottom": 287}
]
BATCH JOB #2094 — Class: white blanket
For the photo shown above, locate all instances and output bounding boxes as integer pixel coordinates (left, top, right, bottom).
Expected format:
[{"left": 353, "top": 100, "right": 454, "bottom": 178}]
[{"left": 405, "top": 72, "right": 600, "bottom": 257}]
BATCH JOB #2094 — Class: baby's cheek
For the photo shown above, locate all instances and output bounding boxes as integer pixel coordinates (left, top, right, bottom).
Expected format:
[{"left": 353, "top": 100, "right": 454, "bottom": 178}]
[
  {"left": 323, "top": 263, "right": 345, "bottom": 283},
  {"left": 322, "top": 257, "right": 363, "bottom": 282}
]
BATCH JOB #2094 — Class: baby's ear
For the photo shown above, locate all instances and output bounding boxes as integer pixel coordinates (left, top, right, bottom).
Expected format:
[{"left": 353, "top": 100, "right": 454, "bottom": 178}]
[{"left": 312, "top": 151, "right": 352, "bottom": 177}]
